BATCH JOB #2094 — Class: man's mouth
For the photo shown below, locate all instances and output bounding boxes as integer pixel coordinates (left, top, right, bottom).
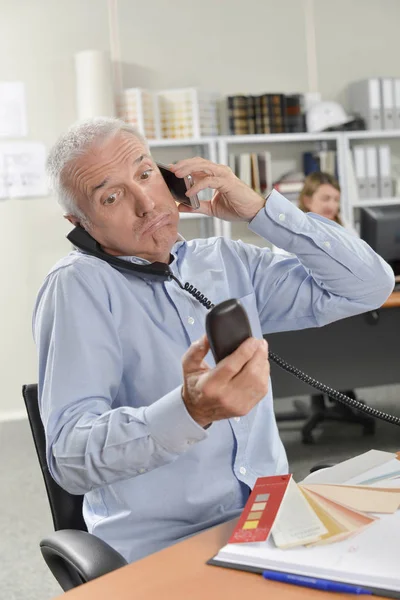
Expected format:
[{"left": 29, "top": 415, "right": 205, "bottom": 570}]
[{"left": 141, "top": 214, "right": 171, "bottom": 235}]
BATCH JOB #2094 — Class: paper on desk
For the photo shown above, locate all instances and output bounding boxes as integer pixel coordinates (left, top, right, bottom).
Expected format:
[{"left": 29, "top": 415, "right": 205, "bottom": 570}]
[
  {"left": 271, "top": 478, "right": 327, "bottom": 548},
  {"left": 345, "top": 457, "right": 400, "bottom": 486},
  {"left": 301, "top": 450, "right": 396, "bottom": 485},
  {"left": 301, "top": 488, "right": 377, "bottom": 546},
  {"left": 0, "top": 82, "right": 27, "bottom": 138},
  {"left": 302, "top": 484, "right": 400, "bottom": 514},
  {"left": 300, "top": 487, "right": 355, "bottom": 545}
]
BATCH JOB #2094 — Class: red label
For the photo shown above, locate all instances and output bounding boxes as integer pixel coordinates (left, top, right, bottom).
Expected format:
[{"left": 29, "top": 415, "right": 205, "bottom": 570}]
[{"left": 229, "top": 474, "right": 291, "bottom": 543}]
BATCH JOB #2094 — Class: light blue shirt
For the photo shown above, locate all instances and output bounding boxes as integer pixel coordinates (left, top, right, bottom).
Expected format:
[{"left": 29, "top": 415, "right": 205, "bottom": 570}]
[{"left": 33, "top": 191, "right": 394, "bottom": 563}]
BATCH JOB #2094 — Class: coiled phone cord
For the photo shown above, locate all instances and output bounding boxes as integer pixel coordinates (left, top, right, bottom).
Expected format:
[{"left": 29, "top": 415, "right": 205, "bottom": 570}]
[
  {"left": 268, "top": 351, "right": 400, "bottom": 427},
  {"left": 177, "top": 276, "right": 400, "bottom": 427}
]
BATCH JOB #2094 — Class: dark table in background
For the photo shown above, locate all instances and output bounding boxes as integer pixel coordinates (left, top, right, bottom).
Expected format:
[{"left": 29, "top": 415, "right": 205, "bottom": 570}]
[{"left": 268, "top": 292, "right": 400, "bottom": 398}]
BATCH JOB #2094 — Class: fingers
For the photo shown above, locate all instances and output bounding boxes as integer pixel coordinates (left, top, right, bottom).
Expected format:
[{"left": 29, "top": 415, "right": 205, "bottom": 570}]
[
  {"left": 233, "top": 339, "right": 270, "bottom": 390},
  {"left": 213, "top": 337, "right": 264, "bottom": 382},
  {"left": 185, "top": 175, "right": 220, "bottom": 197},
  {"left": 182, "top": 335, "right": 210, "bottom": 374},
  {"left": 178, "top": 200, "right": 213, "bottom": 217},
  {"left": 170, "top": 157, "right": 229, "bottom": 180}
]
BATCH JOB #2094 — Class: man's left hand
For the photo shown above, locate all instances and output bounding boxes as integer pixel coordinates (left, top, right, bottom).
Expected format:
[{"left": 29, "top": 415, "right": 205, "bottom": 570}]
[{"left": 169, "top": 157, "right": 266, "bottom": 222}]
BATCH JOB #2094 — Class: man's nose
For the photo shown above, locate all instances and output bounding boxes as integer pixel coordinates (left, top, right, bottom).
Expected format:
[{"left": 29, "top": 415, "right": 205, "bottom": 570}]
[{"left": 130, "top": 183, "right": 155, "bottom": 217}]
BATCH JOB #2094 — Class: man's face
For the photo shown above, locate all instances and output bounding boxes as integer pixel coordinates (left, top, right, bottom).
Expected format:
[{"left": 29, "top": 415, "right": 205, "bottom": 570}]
[{"left": 66, "top": 133, "right": 180, "bottom": 262}]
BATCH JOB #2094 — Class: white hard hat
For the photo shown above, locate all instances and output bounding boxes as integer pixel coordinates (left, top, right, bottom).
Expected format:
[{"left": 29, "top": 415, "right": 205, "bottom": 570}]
[{"left": 306, "top": 101, "right": 353, "bottom": 133}]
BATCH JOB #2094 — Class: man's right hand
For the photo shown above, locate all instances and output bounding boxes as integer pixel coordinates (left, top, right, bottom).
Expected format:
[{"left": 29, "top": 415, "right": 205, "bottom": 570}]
[{"left": 181, "top": 334, "right": 270, "bottom": 428}]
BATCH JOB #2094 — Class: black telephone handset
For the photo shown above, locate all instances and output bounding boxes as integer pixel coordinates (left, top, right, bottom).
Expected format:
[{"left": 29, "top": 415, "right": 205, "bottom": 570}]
[
  {"left": 206, "top": 299, "right": 400, "bottom": 428},
  {"left": 67, "top": 227, "right": 400, "bottom": 428},
  {"left": 206, "top": 299, "right": 252, "bottom": 363},
  {"left": 67, "top": 226, "right": 173, "bottom": 282}
]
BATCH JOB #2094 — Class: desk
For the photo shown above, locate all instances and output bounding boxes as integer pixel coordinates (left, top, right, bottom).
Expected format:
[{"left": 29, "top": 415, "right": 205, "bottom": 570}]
[
  {"left": 55, "top": 518, "right": 384, "bottom": 600},
  {"left": 268, "top": 292, "right": 400, "bottom": 398}
]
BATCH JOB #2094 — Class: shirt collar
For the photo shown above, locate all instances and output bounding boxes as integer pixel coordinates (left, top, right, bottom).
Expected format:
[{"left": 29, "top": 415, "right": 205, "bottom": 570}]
[{"left": 117, "top": 234, "right": 186, "bottom": 266}]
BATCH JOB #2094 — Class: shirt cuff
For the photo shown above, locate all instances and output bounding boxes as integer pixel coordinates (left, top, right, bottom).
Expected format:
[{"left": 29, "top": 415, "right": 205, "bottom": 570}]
[
  {"left": 248, "top": 189, "right": 340, "bottom": 250},
  {"left": 143, "top": 386, "right": 208, "bottom": 454}
]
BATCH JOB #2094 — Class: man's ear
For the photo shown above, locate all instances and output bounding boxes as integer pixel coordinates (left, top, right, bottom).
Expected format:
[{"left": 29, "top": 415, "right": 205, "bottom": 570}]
[{"left": 64, "top": 214, "right": 81, "bottom": 227}]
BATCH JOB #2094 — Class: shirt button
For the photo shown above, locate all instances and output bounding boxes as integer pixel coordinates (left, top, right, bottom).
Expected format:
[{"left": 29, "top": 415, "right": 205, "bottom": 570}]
[
  {"left": 187, "top": 316, "right": 195, "bottom": 325},
  {"left": 234, "top": 417, "right": 241, "bottom": 422},
  {"left": 278, "top": 213, "right": 286, "bottom": 222},
  {"left": 323, "top": 241, "right": 331, "bottom": 248},
  {"left": 239, "top": 466, "right": 247, "bottom": 475}
]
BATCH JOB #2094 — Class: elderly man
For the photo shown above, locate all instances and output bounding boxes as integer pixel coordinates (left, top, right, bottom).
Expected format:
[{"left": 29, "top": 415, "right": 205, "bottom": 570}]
[{"left": 34, "top": 117, "right": 393, "bottom": 563}]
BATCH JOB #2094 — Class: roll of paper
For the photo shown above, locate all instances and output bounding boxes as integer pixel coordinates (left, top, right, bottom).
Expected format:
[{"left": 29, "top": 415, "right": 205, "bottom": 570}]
[{"left": 74, "top": 50, "right": 115, "bottom": 120}]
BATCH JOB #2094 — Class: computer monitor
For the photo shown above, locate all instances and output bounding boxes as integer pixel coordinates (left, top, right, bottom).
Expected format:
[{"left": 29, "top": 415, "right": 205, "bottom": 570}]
[{"left": 360, "top": 205, "right": 400, "bottom": 275}]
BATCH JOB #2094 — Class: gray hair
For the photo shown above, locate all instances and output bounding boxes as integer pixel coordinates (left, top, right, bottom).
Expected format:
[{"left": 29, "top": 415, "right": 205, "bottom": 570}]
[{"left": 46, "top": 117, "right": 149, "bottom": 221}]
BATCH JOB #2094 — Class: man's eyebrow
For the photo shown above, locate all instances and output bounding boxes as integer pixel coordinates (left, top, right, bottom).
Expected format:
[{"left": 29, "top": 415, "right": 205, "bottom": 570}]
[
  {"left": 134, "top": 153, "right": 150, "bottom": 167},
  {"left": 90, "top": 154, "right": 151, "bottom": 194},
  {"left": 91, "top": 178, "right": 109, "bottom": 193}
]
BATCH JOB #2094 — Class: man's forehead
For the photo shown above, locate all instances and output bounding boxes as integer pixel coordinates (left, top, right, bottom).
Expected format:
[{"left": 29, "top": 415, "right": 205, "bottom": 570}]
[{"left": 88, "top": 133, "right": 148, "bottom": 162}]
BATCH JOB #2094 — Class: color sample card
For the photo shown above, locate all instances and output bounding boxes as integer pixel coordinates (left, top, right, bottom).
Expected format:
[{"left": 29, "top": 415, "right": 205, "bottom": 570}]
[{"left": 229, "top": 474, "right": 291, "bottom": 543}]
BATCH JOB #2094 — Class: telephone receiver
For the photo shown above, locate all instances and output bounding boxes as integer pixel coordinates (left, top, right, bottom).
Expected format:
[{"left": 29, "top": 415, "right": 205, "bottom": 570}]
[
  {"left": 67, "top": 227, "right": 400, "bottom": 429},
  {"left": 67, "top": 226, "right": 174, "bottom": 282}
]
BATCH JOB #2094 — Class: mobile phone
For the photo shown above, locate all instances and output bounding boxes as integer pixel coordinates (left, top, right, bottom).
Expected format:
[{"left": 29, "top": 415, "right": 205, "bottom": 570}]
[{"left": 157, "top": 162, "right": 200, "bottom": 209}]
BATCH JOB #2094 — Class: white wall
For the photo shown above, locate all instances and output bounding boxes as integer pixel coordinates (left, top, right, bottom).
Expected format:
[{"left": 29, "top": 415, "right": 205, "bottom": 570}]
[
  {"left": 0, "top": 0, "right": 110, "bottom": 417},
  {"left": 117, "top": 0, "right": 309, "bottom": 94},
  {"left": 1, "top": 0, "right": 400, "bottom": 418}
]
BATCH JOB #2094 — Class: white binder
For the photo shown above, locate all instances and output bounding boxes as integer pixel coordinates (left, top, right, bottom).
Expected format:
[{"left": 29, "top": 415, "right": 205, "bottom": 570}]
[
  {"left": 348, "top": 79, "right": 382, "bottom": 130},
  {"left": 377, "top": 145, "right": 392, "bottom": 198},
  {"left": 365, "top": 145, "right": 379, "bottom": 198},
  {"left": 352, "top": 146, "right": 368, "bottom": 199},
  {"left": 393, "top": 79, "right": 400, "bottom": 129},
  {"left": 380, "top": 78, "right": 395, "bottom": 130}
]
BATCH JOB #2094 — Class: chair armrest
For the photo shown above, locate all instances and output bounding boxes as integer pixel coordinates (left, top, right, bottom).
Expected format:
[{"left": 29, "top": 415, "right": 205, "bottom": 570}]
[
  {"left": 309, "top": 463, "right": 336, "bottom": 473},
  {"left": 40, "top": 529, "right": 128, "bottom": 592}
]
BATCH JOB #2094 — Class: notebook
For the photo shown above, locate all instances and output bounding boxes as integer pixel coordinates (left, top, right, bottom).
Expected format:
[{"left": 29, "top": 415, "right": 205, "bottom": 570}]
[{"left": 209, "top": 451, "right": 400, "bottom": 598}]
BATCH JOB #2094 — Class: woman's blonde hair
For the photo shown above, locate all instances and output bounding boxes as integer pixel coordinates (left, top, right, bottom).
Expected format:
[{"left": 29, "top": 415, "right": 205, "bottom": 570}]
[{"left": 298, "top": 171, "right": 342, "bottom": 225}]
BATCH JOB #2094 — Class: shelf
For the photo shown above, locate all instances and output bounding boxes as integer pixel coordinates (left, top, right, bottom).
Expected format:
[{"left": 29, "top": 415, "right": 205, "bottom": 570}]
[
  {"left": 179, "top": 212, "right": 209, "bottom": 219},
  {"left": 217, "top": 132, "right": 340, "bottom": 144},
  {"left": 345, "top": 130, "right": 400, "bottom": 140},
  {"left": 352, "top": 197, "right": 400, "bottom": 208},
  {"left": 148, "top": 137, "right": 216, "bottom": 147}
]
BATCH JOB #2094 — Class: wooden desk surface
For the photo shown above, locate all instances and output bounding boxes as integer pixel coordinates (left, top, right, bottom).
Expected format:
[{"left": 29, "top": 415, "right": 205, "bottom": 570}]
[
  {"left": 383, "top": 291, "right": 400, "bottom": 308},
  {"left": 57, "top": 518, "right": 386, "bottom": 600}
]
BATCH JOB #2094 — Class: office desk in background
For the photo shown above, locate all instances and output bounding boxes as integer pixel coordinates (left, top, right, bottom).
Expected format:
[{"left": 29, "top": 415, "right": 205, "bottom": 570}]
[
  {"left": 55, "top": 517, "right": 384, "bottom": 600},
  {"left": 268, "top": 292, "right": 400, "bottom": 398}
]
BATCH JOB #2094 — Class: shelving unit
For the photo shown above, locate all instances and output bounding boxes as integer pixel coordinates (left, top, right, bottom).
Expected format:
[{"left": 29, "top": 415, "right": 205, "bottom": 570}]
[
  {"left": 342, "top": 131, "right": 400, "bottom": 230},
  {"left": 147, "top": 131, "right": 400, "bottom": 243},
  {"left": 217, "top": 133, "right": 342, "bottom": 243}
]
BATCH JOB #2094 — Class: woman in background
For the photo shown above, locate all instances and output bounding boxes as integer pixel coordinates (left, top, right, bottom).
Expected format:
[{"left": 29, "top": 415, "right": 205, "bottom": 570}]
[{"left": 298, "top": 171, "right": 342, "bottom": 224}]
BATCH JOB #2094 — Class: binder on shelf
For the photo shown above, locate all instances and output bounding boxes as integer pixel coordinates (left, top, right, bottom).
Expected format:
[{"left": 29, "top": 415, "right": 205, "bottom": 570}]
[
  {"left": 377, "top": 145, "right": 393, "bottom": 198},
  {"left": 258, "top": 151, "right": 272, "bottom": 195},
  {"left": 365, "top": 145, "right": 379, "bottom": 198},
  {"left": 393, "top": 79, "right": 400, "bottom": 129},
  {"left": 348, "top": 79, "right": 382, "bottom": 130},
  {"left": 352, "top": 146, "right": 368, "bottom": 199},
  {"left": 239, "top": 153, "right": 252, "bottom": 187},
  {"left": 380, "top": 78, "right": 395, "bottom": 130}
]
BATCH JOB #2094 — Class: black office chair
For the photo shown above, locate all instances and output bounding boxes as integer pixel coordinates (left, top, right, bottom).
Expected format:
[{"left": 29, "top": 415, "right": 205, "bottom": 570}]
[
  {"left": 22, "top": 384, "right": 127, "bottom": 591},
  {"left": 23, "top": 383, "right": 333, "bottom": 591}
]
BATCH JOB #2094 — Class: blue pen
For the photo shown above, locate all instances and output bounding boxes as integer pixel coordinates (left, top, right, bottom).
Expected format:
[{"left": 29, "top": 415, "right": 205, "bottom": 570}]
[{"left": 262, "top": 570, "right": 372, "bottom": 595}]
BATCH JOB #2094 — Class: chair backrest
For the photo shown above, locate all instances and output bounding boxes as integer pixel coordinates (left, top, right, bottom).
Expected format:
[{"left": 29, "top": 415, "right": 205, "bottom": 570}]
[{"left": 22, "top": 384, "right": 87, "bottom": 532}]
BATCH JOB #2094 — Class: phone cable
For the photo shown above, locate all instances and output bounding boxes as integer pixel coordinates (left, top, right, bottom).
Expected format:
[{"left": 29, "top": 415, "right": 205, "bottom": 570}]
[{"left": 177, "top": 276, "right": 400, "bottom": 427}]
